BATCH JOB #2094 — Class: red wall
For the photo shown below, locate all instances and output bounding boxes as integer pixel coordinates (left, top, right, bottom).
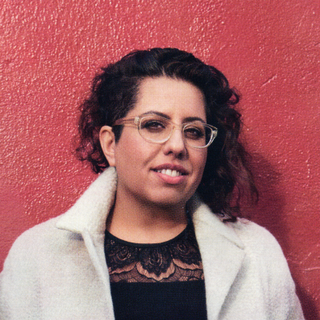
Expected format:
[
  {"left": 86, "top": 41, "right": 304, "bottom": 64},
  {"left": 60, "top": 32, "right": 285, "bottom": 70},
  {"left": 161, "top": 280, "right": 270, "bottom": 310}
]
[{"left": 1, "top": 0, "right": 319, "bottom": 318}]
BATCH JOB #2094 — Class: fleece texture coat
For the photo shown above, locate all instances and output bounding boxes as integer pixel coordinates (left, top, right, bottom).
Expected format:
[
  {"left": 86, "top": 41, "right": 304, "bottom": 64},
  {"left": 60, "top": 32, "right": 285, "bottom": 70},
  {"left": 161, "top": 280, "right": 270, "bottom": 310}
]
[{"left": 0, "top": 167, "right": 304, "bottom": 320}]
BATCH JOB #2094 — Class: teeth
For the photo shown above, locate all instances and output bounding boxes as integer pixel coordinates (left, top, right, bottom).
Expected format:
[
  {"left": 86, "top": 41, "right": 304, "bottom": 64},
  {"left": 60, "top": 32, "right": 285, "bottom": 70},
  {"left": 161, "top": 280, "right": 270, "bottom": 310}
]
[{"left": 156, "top": 169, "right": 182, "bottom": 177}]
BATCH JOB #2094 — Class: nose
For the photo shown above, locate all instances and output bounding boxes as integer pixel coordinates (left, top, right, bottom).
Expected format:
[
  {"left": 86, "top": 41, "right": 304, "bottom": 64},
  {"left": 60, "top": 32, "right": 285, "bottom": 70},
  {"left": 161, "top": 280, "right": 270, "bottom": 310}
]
[{"left": 162, "top": 126, "right": 187, "bottom": 158}]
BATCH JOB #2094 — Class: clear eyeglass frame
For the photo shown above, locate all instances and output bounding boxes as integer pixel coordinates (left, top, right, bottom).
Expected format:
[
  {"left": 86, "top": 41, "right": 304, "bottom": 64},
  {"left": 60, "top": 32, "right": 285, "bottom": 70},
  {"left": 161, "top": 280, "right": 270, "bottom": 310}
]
[{"left": 113, "top": 112, "right": 218, "bottom": 149}]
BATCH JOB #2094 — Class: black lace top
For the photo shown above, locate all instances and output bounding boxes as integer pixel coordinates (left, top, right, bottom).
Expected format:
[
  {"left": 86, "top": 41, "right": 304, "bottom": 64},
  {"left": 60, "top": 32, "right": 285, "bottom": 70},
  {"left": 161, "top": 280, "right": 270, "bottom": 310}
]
[{"left": 104, "top": 222, "right": 207, "bottom": 319}]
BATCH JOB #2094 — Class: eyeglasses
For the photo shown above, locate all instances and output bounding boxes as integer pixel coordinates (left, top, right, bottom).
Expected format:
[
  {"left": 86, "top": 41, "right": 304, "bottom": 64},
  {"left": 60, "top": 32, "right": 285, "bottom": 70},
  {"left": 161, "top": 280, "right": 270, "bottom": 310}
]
[{"left": 113, "top": 112, "right": 218, "bottom": 149}]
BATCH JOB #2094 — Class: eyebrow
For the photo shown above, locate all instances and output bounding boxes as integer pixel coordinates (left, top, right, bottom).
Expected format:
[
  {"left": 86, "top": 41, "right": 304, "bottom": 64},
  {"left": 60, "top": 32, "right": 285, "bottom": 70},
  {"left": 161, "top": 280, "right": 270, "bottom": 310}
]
[{"left": 140, "top": 111, "right": 206, "bottom": 123}]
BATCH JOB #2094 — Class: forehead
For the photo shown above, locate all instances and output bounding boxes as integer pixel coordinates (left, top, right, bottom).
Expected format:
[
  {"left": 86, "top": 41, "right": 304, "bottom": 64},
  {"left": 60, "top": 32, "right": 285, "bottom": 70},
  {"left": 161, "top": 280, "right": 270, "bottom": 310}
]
[{"left": 128, "top": 76, "right": 206, "bottom": 120}]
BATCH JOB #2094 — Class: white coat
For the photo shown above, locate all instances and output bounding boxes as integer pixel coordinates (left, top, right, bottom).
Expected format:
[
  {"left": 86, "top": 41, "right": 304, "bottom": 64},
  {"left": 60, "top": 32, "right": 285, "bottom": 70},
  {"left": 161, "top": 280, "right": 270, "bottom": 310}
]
[{"left": 0, "top": 167, "right": 304, "bottom": 319}]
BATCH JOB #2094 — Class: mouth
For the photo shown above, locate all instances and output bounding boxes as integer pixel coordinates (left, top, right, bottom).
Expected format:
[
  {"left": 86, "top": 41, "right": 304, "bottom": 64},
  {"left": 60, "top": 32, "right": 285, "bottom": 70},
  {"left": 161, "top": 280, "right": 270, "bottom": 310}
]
[
  {"left": 152, "top": 165, "right": 188, "bottom": 178},
  {"left": 154, "top": 169, "right": 183, "bottom": 177}
]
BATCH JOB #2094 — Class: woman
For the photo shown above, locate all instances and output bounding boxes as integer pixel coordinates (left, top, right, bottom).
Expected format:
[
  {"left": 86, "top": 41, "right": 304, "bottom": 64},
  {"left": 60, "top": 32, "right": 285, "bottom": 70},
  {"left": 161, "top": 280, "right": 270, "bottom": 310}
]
[{"left": 0, "top": 48, "right": 304, "bottom": 319}]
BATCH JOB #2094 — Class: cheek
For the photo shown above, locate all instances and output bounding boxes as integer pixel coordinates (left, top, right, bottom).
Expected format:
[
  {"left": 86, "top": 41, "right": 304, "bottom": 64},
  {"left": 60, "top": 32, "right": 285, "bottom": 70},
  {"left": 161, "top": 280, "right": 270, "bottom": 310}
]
[
  {"left": 196, "top": 150, "right": 207, "bottom": 169},
  {"left": 194, "top": 152, "right": 207, "bottom": 179},
  {"left": 114, "top": 133, "right": 159, "bottom": 169}
]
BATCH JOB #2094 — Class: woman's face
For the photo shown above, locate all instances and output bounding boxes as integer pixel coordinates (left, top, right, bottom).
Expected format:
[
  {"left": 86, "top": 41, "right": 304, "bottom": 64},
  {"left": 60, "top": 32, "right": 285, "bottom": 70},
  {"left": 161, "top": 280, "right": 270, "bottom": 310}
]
[{"left": 104, "top": 76, "right": 208, "bottom": 210}]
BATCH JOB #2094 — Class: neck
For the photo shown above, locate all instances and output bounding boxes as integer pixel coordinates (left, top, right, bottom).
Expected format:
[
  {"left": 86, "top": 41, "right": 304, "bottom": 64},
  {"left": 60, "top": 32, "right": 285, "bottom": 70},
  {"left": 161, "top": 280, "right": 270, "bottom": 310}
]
[{"left": 106, "top": 192, "right": 188, "bottom": 244}]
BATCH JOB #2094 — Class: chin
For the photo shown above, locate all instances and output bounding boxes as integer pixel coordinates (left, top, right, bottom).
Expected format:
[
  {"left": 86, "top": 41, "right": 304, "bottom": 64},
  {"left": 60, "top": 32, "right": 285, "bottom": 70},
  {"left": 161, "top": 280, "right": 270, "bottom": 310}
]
[{"left": 146, "top": 193, "right": 190, "bottom": 209}]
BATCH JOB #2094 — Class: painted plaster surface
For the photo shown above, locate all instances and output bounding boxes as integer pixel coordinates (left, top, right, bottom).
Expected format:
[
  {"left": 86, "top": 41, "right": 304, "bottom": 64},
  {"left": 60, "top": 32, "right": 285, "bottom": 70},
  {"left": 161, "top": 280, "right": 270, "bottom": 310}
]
[{"left": 1, "top": 0, "right": 319, "bottom": 318}]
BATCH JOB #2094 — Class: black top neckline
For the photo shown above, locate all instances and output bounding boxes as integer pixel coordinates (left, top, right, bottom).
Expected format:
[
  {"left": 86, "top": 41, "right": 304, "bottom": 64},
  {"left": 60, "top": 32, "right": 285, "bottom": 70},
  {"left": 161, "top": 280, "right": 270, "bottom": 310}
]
[{"left": 105, "top": 222, "right": 190, "bottom": 248}]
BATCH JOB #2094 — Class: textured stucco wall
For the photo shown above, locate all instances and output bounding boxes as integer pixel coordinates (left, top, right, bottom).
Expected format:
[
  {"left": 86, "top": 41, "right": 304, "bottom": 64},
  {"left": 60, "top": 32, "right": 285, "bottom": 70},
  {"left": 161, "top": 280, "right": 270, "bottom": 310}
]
[{"left": 1, "top": 0, "right": 319, "bottom": 318}]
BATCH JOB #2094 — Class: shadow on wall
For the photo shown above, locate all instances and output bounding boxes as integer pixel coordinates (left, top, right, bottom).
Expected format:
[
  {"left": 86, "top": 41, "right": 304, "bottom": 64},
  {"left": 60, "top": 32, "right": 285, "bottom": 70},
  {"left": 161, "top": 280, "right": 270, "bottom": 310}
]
[
  {"left": 244, "top": 153, "right": 289, "bottom": 246},
  {"left": 245, "top": 153, "right": 319, "bottom": 320},
  {"left": 297, "top": 285, "right": 320, "bottom": 320}
]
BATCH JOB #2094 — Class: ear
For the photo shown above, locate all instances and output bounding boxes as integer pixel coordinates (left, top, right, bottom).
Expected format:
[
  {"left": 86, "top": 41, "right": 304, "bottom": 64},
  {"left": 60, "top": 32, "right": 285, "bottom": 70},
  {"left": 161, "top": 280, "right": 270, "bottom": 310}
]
[{"left": 99, "top": 126, "right": 116, "bottom": 167}]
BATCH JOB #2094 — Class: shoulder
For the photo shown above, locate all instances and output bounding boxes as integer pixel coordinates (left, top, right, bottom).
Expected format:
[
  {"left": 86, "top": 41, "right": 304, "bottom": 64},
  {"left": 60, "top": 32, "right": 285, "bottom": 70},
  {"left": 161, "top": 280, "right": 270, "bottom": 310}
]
[
  {"left": 0, "top": 217, "right": 64, "bottom": 310},
  {"left": 1, "top": 215, "right": 79, "bottom": 272},
  {"left": 232, "top": 218, "right": 283, "bottom": 253},
  {"left": 7, "top": 216, "right": 63, "bottom": 251},
  {"left": 226, "top": 218, "right": 298, "bottom": 296},
  {"left": 192, "top": 200, "right": 284, "bottom": 259},
  {"left": 228, "top": 218, "right": 290, "bottom": 269},
  {"left": 193, "top": 203, "right": 291, "bottom": 275}
]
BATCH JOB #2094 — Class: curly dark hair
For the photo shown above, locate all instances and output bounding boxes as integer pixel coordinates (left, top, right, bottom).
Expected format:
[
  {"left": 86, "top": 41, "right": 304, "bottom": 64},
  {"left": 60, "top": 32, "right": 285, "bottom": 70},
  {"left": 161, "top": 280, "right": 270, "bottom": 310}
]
[{"left": 76, "top": 48, "right": 258, "bottom": 220}]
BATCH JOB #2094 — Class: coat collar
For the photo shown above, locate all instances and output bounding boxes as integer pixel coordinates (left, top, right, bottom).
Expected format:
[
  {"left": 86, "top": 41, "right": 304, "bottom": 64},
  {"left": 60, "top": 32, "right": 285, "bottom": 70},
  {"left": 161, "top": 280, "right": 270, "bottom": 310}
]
[
  {"left": 56, "top": 167, "right": 246, "bottom": 319},
  {"left": 56, "top": 167, "right": 118, "bottom": 237}
]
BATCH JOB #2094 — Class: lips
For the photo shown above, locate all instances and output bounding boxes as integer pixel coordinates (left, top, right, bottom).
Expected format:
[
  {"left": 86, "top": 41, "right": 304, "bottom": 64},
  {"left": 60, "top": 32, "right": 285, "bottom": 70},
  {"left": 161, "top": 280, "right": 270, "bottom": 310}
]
[{"left": 152, "top": 164, "right": 188, "bottom": 177}]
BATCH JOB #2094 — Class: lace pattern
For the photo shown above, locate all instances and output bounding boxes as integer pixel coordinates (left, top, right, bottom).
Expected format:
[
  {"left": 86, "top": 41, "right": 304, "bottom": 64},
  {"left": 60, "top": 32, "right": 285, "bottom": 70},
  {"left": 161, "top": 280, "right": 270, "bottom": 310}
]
[{"left": 105, "top": 223, "right": 204, "bottom": 283}]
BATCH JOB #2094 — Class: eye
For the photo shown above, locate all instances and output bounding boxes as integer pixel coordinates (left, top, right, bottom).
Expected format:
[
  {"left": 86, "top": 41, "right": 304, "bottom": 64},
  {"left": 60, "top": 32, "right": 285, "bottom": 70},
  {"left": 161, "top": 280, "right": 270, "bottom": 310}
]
[
  {"left": 184, "top": 124, "right": 205, "bottom": 140},
  {"left": 140, "top": 119, "right": 167, "bottom": 132}
]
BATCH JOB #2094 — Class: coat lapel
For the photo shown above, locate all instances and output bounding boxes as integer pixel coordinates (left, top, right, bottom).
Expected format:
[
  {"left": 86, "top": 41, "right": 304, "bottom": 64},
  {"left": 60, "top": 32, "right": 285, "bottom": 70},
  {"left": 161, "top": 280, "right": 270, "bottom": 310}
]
[{"left": 191, "top": 198, "right": 245, "bottom": 320}]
